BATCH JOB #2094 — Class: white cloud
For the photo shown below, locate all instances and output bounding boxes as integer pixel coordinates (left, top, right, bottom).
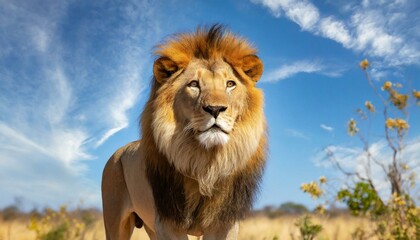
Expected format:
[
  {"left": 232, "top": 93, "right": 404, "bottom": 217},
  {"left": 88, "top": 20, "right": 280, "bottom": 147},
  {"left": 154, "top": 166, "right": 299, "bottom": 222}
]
[
  {"left": 0, "top": 123, "right": 51, "bottom": 157},
  {"left": 0, "top": 155, "right": 100, "bottom": 210},
  {"left": 350, "top": 10, "right": 403, "bottom": 58},
  {"left": 314, "top": 138, "right": 420, "bottom": 200},
  {"left": 0, "top": 0, "right": 159, "bottom": 209},
  {"left": 318, "top": 17, "right": 352, "bottom": 48},
  {"left": 369, "top": 67, "right": 389, "bottom": 80},
  {"left": 46, "top": 67, "right": 73, "bottom": 125},
  {"left": 0, "top": 122, "right": 99, "bottom": 209},
  {"left": 30, "top": 26, "right": 51, "bottom": 53},
  {"left": 253, "top": 0, "right": 320, "bottom": 30},
  {"left": 253, "top": 0, "right": 420, "bottom": 67},
  {"left": 263, "top": 60, "right": 325, "bottom": 82},
  {"left": 320, "top": 124, "right": 334, "bottom": 132},
  {"left": 283, "top": 1, "right": 320, "bottom": 30},
  {"left": 94, "top": 74, "right": 144, "bottom": 148},
  {"left": 285, "top": 128, "right": 310, "bottom": 140},
  {"left": 94, "top": 55, "right": 142, "bottom": 147}
]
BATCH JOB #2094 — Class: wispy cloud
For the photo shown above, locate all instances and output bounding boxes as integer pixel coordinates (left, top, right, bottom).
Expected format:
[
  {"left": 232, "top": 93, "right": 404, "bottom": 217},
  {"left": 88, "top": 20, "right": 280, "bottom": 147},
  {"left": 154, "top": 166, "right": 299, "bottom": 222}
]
[
  {"left": 94, "top": 63, "right": 144, "bottom": 147},
  {"left": 285, "top": 128, "right": 310, "bottom": 140},
  {"left": 251, "top": 0, "right": 320, "bottom": 30},
  {"left": 0, "top": 0, "right": 160, "bottom": 209},
  {"left": 253, "top": 0, "right": 420, "bottom": 67},
  {"left": 313, "top": 138, "right": 420, "bottom": 199},
  {"left": 320, "top": 124, "right": 334, "bottom": 132},
  {"left": 262, "top": 59, "right": 345, "bottom": 82},
  {"left": 318, "top": 16, "right": 352, "bottom": 48},
  {"left": 0, "top": 122, "right": 98, "bottom": 208},
  {"left": 263, "top": 60, "right": 325, "bottom": 82},
  {"left": 92, "top": 0, "right": 160, "bottom": 147}
]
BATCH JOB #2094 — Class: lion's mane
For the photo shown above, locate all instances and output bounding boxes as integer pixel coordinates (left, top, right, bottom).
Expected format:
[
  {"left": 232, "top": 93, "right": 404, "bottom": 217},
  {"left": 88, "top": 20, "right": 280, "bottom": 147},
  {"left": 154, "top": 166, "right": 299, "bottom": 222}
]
[{"left": 140, "top": 25, "right": 267, "bottom": 230}]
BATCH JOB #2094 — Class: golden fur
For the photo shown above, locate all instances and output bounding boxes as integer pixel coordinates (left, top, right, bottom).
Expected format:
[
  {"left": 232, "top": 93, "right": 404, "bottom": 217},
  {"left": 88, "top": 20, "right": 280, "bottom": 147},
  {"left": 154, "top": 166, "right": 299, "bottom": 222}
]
[{"left": 102, "top": 25, "right": 267, "bottom": 239}]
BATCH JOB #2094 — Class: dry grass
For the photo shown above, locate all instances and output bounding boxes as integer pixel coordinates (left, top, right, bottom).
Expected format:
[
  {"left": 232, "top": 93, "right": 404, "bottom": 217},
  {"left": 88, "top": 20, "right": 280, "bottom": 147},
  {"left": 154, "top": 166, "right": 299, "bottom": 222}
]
[
  {"left": 0, "top": 219, "right": 36, "bottom": 240},
  {"left": 0, "top": 214, "right": 376, "bottom": 240},
  {"left": 238, "top": 215, "right": 374, "bottom": 240}
]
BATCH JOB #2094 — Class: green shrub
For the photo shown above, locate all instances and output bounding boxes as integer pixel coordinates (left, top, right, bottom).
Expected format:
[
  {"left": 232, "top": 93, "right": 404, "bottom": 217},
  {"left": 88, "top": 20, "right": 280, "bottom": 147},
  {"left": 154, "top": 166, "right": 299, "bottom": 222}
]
[
  {"left": 295, "top": 215, "right": 322, "bottom": 240},
  {"left": 28, "top": 205, "right": 86, "bottom": 240}
]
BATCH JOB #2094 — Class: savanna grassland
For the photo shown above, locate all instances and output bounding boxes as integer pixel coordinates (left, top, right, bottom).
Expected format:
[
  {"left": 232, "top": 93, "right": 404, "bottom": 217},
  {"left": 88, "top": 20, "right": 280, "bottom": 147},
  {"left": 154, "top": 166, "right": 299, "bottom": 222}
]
[{"left": 0, "top": 206, "right": 375, "bottom": 240}]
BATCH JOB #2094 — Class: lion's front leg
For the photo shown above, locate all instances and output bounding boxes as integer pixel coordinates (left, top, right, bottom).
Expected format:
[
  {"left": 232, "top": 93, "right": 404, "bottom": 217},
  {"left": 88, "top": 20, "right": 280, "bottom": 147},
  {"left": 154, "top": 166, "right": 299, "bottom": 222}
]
[
  {"left": 102, "top": 154, "right": 136, "bottom": 240},
  {"left": 154, "top": 218, "right": 189, "bottom": 240},
  {"left": 144, "top": 224, "right": 158, "bottom": 240},
  {"left": 203, "top": 222, "right": 239, "bottom": 240}
]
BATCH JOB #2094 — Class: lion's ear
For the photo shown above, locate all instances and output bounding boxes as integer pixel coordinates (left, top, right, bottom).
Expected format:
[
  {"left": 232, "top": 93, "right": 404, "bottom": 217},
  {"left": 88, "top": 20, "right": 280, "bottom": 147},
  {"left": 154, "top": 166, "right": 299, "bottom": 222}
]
[
  {"left": 153, "top": 57, "right": 179, "bottom": 83},
  {"left": 242, "top": 55, "right": 263, "bottom": 82}
]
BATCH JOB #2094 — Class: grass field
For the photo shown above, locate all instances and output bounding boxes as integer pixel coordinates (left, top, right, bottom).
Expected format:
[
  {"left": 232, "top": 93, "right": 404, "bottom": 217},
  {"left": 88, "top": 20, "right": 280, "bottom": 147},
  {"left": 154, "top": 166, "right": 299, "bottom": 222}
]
[{"left": 0, "top": 213, "right": 375, "bottom": 240}]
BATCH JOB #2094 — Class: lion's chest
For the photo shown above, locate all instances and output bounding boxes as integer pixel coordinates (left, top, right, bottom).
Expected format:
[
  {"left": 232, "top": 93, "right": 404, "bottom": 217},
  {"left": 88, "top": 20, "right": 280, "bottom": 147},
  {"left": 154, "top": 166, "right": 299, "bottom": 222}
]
[
  {"left": 148, "top": 166, "right": 258, "bottom": 230},
  {"left": 145, "top": 149, "right": 264, "bottom": 231}
]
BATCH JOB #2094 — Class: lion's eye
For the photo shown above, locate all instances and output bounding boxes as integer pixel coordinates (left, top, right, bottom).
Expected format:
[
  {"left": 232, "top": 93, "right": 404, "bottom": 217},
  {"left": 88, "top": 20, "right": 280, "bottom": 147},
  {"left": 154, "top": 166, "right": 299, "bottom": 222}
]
[
  {"left": 226, "top": 80, "right": 236, "bottom": 88},
  {"left": 188, "top": 80, "right": 199, "bottom": 88}
]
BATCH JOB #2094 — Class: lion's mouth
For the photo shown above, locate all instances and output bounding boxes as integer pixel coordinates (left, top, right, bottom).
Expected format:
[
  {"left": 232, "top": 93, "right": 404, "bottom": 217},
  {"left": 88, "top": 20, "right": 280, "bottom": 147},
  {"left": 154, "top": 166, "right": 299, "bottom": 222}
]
[
  {"left": 202, "top": 124, "right": 229, "bottom": 134},
  {"left": 196, "top": 124, "right": 230, "bottom": 148}
]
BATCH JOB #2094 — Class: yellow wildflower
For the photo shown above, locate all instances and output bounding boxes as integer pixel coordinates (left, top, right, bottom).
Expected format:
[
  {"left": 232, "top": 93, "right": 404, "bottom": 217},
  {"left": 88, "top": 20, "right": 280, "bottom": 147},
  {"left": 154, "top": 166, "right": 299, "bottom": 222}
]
[
  {"left": 301, "top": 181, "right": 323, "bottom": 199},
  {"left": 28, "top": 217, "right": 40, "bottom": 232},
  {"left": 391, "top": 193, "right": 406, "bottom": 206},
  {"left": 390, "top": 91, "right": 408, "bottom": 110},
  {"left": 408, "top": 207, "right": 419, "bottom": 217},
  {"left": 386, "top": 118, "right": 396, "bottom": 129},
  {"left": 395, "top": 118, "right": 409, "bottom": 130},
  {"left": 75, "top": 222, "right": 84, "bottom": 231},
  {"left": 319, "top": 176, "right": 327, "bottom": 184},
  {"left": 315, "top": 204, "right": 326, "bottom": 214},
  {"left": 386, "top": 118, "right": 409, "bottom": 131},
  {"left": 359, "top": 59, "right": 369, "bottom": 70},
  {"left": 382, "top": 81, "right": 392, "bottom": 91},
  {"left": 347, "top": 119, "right": 359, "bottom": 136},
  {"left": 365, "top": 101, "right": 375, "bottom": 112},
  {"left": 402, "top": 164, "right": 409, "bottom": 170},
  {"left": 59, "top": 205, "right": 67, "bottom": 216},
  {"left": 413, "top": 90, "right": 420, "bottom": 99}
]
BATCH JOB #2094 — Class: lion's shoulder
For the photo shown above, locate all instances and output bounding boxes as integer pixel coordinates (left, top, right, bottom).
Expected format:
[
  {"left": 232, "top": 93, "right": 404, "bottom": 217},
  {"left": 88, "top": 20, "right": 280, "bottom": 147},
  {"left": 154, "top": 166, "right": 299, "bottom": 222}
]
[{"left": 111, "top": 140, "right": 141, "bottom": 163}]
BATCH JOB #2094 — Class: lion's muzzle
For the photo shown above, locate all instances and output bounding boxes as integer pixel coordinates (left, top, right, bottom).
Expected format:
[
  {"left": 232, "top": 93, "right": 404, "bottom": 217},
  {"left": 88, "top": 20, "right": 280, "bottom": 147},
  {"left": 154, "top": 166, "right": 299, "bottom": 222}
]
[{"left": 202, "top": 105, "right": 227, "bottom": 118}]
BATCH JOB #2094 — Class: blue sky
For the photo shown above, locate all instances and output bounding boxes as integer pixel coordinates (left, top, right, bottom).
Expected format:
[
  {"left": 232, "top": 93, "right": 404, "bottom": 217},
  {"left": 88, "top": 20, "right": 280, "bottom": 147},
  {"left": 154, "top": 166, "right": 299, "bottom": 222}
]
[{"left": 1, "top": 0, "right": 420, "bottom": 210}]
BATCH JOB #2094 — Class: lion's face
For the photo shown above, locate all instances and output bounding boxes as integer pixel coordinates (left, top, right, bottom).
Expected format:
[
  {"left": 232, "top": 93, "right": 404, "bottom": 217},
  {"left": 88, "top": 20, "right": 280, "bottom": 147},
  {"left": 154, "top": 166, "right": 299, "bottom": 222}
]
[
  {"left": 151, "top": 53, "right": 263, "bottom": 154},
  {"left": 172, "top": 59, "right": 247, "bottom": 148}
]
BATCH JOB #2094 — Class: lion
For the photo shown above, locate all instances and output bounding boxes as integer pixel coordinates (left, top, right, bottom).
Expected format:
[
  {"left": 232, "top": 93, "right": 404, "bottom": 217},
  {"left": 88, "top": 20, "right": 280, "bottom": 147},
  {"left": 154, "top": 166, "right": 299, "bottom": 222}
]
[{"left": 102, "top": 24, "right": 267, "bottom": 240}]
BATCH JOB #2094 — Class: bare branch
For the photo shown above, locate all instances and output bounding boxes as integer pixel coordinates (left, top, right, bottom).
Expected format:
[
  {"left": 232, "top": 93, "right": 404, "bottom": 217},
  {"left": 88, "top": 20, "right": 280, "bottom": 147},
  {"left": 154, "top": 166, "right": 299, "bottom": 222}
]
[{"left": 364, "top": 70, "right": 387, "bottom": 106}]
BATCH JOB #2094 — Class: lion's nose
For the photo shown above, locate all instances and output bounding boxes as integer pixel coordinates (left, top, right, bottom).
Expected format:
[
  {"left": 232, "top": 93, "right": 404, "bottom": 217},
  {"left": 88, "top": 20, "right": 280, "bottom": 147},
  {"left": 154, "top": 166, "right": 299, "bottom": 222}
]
[{"left": 203, "top": 105, "right": 227, "bottom": 118}]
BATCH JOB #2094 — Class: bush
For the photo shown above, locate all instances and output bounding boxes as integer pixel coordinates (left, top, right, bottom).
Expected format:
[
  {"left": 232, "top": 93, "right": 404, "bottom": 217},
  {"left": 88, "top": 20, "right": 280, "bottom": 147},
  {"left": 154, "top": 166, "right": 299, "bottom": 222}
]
[
  {"left": 27, "top": 205, "right": 96, "bottom": 240},
  {"left": 301, "top": 59, "right": 420, "bottom": 239},
  {"left": 295, "top": 215, "right": 322, "bottom": 240}
]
